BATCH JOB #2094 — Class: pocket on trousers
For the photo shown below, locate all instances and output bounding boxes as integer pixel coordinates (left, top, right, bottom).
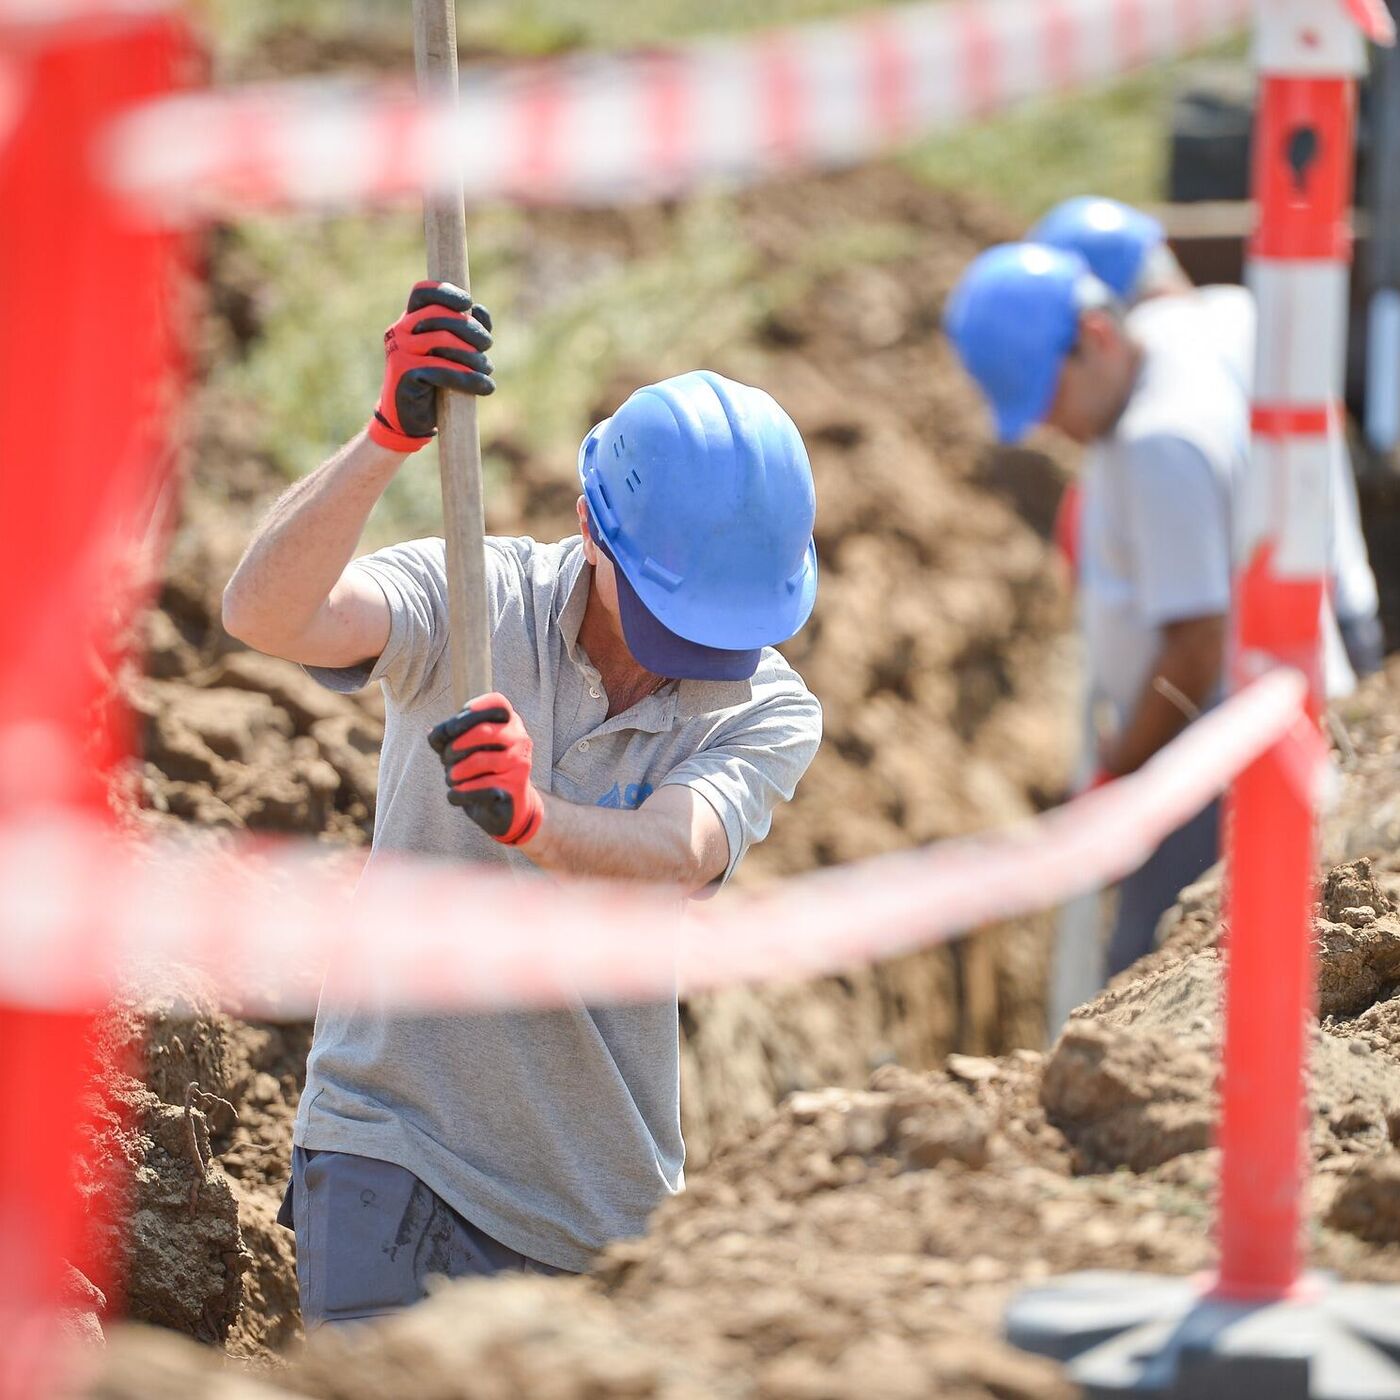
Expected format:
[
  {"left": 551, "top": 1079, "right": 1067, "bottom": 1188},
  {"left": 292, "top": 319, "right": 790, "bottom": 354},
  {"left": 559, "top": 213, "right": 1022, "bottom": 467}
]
[{"left": 298, "top": 1151, "right": 423, "bottom": 1325}]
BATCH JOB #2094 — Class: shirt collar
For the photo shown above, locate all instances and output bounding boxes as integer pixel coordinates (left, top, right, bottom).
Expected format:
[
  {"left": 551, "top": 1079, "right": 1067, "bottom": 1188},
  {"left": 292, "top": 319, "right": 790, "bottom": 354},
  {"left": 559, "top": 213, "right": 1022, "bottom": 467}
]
[
  {"left": 553, "top": 534, "right": 756, "bottom": 722},
  {"left": 593, "top": 678, "right": 754, "bottom": 736}
]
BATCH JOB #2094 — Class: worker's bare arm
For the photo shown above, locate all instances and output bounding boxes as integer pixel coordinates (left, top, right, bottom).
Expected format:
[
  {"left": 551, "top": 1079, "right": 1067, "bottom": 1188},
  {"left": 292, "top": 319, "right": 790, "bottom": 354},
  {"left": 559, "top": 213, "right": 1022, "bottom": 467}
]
[
  {"left": 524, "top": 785, "right": 729, "bottom": 892},
  {"left": 1102, "top": 613, "right": 1227, "bottom": 777},
  {"left": 221, "top": 430, "right": 404, "bottom": 667}
]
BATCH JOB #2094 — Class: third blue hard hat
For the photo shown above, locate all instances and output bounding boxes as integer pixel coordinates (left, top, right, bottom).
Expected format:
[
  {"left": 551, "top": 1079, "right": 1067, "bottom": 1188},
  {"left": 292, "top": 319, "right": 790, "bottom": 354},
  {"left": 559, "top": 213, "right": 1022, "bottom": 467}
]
[
  {"left": 1028, "top": 196, "right": 1164, "bottom": 301},
  {"left": 944, "top": 243, "right": 1110, "bottom": 444},
  {"left": 578, "top": 370, "right": 818, "bottom": 681}
]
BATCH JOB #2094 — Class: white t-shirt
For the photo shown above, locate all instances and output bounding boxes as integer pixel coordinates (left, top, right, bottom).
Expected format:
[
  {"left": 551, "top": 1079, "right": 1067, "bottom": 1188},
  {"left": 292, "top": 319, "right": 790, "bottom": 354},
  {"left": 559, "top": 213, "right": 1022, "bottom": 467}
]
[{"left": 1080, "top": 295, "right": 1356, "bottom": 739}]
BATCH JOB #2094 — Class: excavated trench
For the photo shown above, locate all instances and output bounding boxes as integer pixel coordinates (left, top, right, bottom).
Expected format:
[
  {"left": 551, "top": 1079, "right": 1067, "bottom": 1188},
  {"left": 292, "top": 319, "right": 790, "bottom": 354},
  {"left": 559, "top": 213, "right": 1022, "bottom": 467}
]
[
  {"left": 71, "top": 163, "right": 1104, "bottom": 1385},
  {"left": 84, "top": 827, "right": 1400, "bottom": 1398},
  {"left": 58, "top": 163, "right": 1400, "bottom": 1397}
]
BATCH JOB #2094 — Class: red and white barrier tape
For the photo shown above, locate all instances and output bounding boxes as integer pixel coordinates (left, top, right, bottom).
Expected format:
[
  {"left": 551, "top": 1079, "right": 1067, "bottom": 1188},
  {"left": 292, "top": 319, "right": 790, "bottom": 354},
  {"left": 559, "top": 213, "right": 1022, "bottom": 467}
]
[
  {"left": 0, "top": 670, "right": 1312, "bottom": 1017},
  {"left": 0, "top": 0, "right": 172, "bottom": 24},
  {"left": 100, "top": 0, "right": 1251, "bottom": 221}
]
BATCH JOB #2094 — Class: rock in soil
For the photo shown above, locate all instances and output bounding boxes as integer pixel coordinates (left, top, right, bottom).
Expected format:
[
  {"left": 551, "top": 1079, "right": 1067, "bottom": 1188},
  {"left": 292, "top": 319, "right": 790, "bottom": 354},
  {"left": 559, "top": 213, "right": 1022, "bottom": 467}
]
[
  {"left": 1041, "top": 1017, "right": 1217, "bottom": 1173},
  {"left": 60, "top": 1264, "right": 108, "bottom": 1348},
  {"left": 78, "top": 975, "right": 309, "bottom": 1352},
  {"left": 1328, "top": 1151, "right": 1400, "bottom": 1244}
]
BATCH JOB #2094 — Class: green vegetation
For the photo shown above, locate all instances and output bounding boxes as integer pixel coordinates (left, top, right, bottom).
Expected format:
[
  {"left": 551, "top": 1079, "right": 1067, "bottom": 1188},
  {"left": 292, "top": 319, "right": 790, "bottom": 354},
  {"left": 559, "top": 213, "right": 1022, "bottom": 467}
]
[
  {"left": 905, "top": 38, "right": 1244, "bottom": 219},
  {"left": 906, "top": 70, "right": 1175, "bottom": 220},
  {"left": 200, "top": 0, "right": 942, "bottom": 64},
  {"left": 197, "top": 0, "right": 1244, "bottom": 543},
  {"left": 210, "top": 200, "right": 924, "bottom": 544}
]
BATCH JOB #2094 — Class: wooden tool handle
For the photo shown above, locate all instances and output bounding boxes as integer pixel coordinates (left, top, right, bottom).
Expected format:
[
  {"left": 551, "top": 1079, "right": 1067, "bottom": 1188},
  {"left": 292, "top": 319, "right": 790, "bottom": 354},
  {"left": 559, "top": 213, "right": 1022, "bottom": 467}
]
[{"left": 412, "top": 0, "right": 492, "bottom": 705}]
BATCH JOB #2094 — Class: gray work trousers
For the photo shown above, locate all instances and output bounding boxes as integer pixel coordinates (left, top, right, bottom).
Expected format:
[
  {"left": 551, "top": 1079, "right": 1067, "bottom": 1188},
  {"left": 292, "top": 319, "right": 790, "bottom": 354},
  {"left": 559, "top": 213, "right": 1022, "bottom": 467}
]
[
  {"left": 278, "top": 1148, "right": 564, "bottom": 1330},
  {"left": 1105, "top": 797, "right": 1222, "bottom": 977}
]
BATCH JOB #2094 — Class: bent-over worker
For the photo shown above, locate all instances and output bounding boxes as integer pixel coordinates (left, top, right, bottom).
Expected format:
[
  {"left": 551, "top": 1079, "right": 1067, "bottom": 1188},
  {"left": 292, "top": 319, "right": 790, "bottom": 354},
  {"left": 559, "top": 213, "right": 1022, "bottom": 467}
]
[
  {"left": 945, "top": 244, "right": 1355, "bottom": 980},
  {"left": 222, "top": 282, "right": 823, "bottom": 1326},
  {"left": 1030, "top": 195, "right": 1383, "bottom": 679}
]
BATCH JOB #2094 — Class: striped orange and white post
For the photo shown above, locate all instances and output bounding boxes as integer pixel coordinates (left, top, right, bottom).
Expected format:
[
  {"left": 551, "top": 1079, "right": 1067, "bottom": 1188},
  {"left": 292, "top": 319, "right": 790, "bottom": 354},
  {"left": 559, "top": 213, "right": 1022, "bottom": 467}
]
[
  {"left": 1216, "top": 0, "right": 1385, "bottom": 1302},
  {"left": 1007, "top": 5, "right": 1400, "bottom": 1390}
]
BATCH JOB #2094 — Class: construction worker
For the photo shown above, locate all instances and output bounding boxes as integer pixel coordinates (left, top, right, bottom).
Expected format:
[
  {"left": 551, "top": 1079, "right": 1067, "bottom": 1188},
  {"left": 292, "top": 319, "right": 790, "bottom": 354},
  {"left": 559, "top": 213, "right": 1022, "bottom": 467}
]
[
  {"left": 1030, "top": 195, "right": 1384, "bottom": 678},
  {"left": 221, "top": 282, "right": 822, "bottom": 1325},
  {"left": 944, "top": 243, "right": 1356, "bottom": 982}
]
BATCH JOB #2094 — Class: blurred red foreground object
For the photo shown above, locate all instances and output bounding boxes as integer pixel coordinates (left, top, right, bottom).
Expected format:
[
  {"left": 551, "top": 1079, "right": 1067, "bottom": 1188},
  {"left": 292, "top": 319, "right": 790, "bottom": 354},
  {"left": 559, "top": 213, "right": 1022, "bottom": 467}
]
[
  {"left": 0, "top": 13, "right": 191, "bottom": 1397},
  {"left": 1217, "top": 53, "right": 1356, "bottom": 1302}
]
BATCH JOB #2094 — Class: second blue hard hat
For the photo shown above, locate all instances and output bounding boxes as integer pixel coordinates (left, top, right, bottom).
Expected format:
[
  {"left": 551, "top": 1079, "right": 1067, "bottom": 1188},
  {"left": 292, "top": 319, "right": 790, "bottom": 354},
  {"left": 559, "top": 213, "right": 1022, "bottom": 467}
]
[
  {"left": 578, "top": 370, "right": 818, "bottom": 681},
  {"left": 1028, "top": 196, "right": 1165, "bottom": 301},
  {"left": 944, "top": 243, "right": 1111, "bottom": 443}
]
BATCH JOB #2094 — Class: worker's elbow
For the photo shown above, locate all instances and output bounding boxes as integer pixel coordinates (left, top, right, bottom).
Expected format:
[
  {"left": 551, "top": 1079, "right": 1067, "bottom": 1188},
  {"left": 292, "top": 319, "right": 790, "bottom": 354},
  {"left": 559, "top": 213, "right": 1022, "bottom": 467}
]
[
  {"left": 220, "top": 581, "right": 248, "bottom": 641},
  {"left": 680, "top": 827, "right": 729, "bottom": 895},
  {"left": 678, "top": 856, "right": 714, "bottom": 898},
  {"left": 656, "top": 821, "right": 710, "bottom": 893},
  {"left": 220, "top": 577, "right": 271, "bottom": 651}
]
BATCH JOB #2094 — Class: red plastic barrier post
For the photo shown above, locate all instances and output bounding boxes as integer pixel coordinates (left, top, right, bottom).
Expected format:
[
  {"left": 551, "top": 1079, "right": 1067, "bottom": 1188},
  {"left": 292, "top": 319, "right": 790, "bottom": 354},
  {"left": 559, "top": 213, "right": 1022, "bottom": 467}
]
[
  {"left": 0, "top": 13, "right": 191, "bottom": 1394},
  {"left": 1215, "top": 2, "right": 1368, "bottom": 1301}
]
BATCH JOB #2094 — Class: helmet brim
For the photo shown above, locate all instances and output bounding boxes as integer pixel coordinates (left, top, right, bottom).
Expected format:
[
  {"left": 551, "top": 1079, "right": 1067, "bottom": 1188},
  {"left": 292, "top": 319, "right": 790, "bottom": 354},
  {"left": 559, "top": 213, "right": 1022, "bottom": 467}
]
[{"left": 592, "top": 529, "right": 763, "bottom": 681}]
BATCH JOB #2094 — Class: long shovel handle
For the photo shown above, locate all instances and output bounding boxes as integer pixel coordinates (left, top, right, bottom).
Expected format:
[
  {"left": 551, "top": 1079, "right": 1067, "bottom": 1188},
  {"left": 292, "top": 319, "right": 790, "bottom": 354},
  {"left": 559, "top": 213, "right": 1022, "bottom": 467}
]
[{"left": 412, "top": 0, "right": 491, "bottom": 704}]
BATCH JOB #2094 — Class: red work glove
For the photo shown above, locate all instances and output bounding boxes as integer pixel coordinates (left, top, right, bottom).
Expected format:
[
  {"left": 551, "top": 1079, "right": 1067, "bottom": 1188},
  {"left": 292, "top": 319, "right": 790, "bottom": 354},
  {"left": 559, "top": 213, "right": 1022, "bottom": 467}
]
[
  {"left": 428, "top": 693, "right": 543, "bottom": 846},
  {"left": 368, "top": 281, "right": 494, "bottom": 453},
  {"left": 1053, "top": 479, "right": 1082, "bottom": 574}
]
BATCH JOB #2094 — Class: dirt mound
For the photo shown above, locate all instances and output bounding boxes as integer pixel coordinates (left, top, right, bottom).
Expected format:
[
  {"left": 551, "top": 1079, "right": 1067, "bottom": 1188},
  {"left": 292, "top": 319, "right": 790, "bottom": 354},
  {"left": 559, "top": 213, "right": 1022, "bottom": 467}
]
[
  {"left": 93, "top": 1268, "right": 1073, "bottom": 1400},
  {"left": 125, "top": 532, "right": 383, "bottom": 843},
  {"left": 84, "top": 832, "right": 1400, "bottom": 1398}
]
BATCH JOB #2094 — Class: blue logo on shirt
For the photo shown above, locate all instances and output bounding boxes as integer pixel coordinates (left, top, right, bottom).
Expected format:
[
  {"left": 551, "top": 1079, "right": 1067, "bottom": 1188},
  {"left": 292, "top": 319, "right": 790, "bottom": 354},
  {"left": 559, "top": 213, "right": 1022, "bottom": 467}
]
[{"left": 596, "top": 782, "right": 654, "bottom": 810}]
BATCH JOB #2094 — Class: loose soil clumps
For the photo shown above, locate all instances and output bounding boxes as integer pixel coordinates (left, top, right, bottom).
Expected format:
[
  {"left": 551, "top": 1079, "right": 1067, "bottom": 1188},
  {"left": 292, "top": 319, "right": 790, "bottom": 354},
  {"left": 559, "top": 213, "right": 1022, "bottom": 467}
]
[
  {"left": 84, "top": 833, "right": 1400, "bottom": 1398},
  {"left": 76, "top": 973, "right": 308, "bottom": 1356},
  {"left": 125, "top": 534, "right": 382, "bottom": 843}
]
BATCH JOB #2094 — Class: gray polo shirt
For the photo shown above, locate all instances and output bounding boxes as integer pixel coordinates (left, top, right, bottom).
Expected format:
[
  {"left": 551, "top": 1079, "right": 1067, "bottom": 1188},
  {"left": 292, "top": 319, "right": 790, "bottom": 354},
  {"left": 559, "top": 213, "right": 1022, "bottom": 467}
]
[{"left": 293, "top": 533, "right": 821, "bottom": 1270}]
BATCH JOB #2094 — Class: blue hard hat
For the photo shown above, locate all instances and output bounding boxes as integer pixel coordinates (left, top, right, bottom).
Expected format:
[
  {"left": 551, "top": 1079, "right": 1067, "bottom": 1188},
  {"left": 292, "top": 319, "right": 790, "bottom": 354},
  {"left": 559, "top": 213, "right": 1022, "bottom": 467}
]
[
  {"left": 578, "top": 370, "right": 818, "bottom": 681},
  {"left": 1028, "top": 196, "right": 1164, "bottom": 301},
  {"left": 944, "top": 243, "right": 1110, "bottom": 444}
]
